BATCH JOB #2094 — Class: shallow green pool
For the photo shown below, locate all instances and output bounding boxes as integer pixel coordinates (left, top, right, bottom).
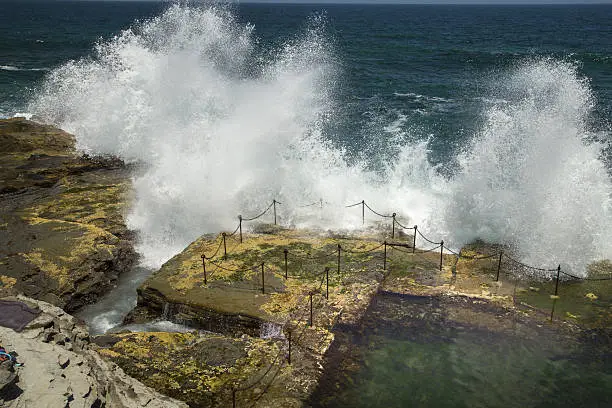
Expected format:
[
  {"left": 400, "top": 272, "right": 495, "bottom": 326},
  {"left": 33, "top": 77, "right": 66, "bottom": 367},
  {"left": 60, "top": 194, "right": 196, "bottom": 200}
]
[{"left": 310, "top": 293, "right": 611, "bottom": 408}]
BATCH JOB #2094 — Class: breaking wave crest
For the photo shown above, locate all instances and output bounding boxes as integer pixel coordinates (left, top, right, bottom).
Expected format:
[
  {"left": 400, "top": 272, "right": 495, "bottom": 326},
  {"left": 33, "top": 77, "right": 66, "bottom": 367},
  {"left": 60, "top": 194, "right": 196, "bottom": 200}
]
[
  {"left": 434, "top": 59, "right": 612, "bottom": 274},
  {"left": 29, "top": 4, "right": 611, "bottom": 275}
]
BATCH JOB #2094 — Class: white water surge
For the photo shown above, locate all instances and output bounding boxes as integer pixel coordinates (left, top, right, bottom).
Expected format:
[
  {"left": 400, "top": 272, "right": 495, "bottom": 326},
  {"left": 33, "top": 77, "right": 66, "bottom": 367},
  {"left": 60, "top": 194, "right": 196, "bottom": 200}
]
[
  {"left": 29, "top": 4, "right": 611, "bottom": 276},
  {"left": 435, "top": 60, "right": 612, "bottom": 273}
]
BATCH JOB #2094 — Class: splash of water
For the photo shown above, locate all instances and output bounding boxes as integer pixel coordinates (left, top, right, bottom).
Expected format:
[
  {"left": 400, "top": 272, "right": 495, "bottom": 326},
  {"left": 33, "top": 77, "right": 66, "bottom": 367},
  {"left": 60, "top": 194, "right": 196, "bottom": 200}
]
[
  {"left": 29, "top": 4, "right": 611, "bottom": 276},
  {"left": 434, "top": 59, "right": 612, "bottom": 274},
  {"left": 29, "top": 4, "right": 375, "bottom": 266}
]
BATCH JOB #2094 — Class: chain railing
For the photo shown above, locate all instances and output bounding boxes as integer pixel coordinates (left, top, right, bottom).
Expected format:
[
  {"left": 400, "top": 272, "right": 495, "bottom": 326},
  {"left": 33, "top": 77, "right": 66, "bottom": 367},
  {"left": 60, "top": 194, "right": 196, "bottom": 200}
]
[{"left": 190, "top": 197, "right": 611, "bottom": 407}]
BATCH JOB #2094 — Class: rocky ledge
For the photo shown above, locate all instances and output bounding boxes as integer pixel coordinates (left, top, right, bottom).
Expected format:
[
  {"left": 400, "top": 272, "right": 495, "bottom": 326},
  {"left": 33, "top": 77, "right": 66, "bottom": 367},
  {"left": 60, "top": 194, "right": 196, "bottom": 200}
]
[
  {"left": 109, "top": 227, "right": 611, "bottom": 407},
  {"left": 0, "top": 118, "right": 136, "bottom": 312},
  {"left": 108, "top": 228, "right": 388, "bottom": 407},
  {"left": 0, "top": 295, "right": 188, "bottom": 408}
]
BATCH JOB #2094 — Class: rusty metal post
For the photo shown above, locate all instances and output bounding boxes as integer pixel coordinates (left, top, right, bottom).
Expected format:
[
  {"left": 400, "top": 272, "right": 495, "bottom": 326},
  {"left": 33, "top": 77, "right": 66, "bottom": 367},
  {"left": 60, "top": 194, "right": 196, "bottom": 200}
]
[
  {"left": 201, "top": 255, "right": 207, "bottom": 285},
  {"left": 496, "top": 251, "right": 503, "bottom": 281},
  {"left": 222, "top": 232, "right": 227, "bottom": 260},
  {"left": 383, "top": 241, "right": 387, "bottom": 271},
  {"left": 261, "top": 262, "right": 265, "bottom": 294},
  {"left": 337, "top": 244, "right": 341, "bottom": 275},
  {"left": 238, "top": 215, "right": 243, "bottom": 243},
  {"left": 309, "top": 293, "right": 313, "bottom": 327},
  {"left": 413, "top": 225, "right": 417, "bottom": 253},
  {"left": 361, "top": 200, "right": 365, "bottom": 225},
  {"left": 439, "top": 240, "right": 444, "bottom": 271},
  {"left": 284, "top": 248, "right": 288, "bottom": 279},
  {"left": 392, "top": 213, "right": 396, "bottom": 239}
]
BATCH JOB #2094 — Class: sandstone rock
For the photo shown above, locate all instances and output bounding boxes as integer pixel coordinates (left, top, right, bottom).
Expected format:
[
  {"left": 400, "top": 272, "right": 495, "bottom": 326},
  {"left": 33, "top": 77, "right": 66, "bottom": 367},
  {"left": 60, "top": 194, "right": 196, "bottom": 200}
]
[
  {"left": 0, "top": 296, "right": 188, "bottom": 408},
  {"left": 0, "top": 118, "right": 136, "bottom": 313},
  {"left": 57, "top": 353, "right": 70, "bottom": 369}
]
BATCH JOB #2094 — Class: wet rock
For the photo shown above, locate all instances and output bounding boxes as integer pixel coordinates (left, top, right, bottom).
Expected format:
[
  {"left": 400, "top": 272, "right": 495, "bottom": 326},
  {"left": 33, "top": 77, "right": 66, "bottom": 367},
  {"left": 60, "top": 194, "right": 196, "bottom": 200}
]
[
  {"left": 0, "top": 118, "right": 137, "bottom": 312},
  {"left": 96, "top": 331, "right": 272, "bottom": 408},
  {"left": 91, "top": 334, "right": 122, "bottom": 348},
  {"left": 122, "top": 230, "right": 383, "bottom": 407}
]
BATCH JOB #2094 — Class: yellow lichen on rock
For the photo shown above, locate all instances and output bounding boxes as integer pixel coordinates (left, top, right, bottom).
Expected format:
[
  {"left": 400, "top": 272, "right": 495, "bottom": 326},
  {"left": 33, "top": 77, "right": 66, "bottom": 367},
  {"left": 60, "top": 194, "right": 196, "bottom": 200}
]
[
  {"left": 0, "top": 118, "right": 136, "bottom": 311},
  {"left": 98, "top": 331, "right": 279, "bottom": 407},
  {"left": 0, "top": 275, "right": 17, "bottom": 288}
]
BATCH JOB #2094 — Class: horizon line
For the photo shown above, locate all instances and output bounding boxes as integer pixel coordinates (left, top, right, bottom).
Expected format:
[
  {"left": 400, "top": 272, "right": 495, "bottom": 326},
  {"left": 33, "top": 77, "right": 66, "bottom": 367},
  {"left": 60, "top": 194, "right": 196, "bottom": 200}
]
[{"left": 6, "top": 0, "right": 612, "bottom": 4}]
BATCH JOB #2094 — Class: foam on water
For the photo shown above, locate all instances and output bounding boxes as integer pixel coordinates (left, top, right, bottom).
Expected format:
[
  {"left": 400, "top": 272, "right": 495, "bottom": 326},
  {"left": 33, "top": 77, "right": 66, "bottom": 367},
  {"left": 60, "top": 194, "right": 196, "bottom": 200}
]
[
  {"left": 29, "top": 4, "right": 373, "bottom": 266},
  {"left": 28, "top": 4, "right": 611, "bottom": 275},
  {"left": 432, "top": 59, "right": 612, "bottom": 274},
  {"left": 1, "top": 65, "right": 50, "bottom": 72}
]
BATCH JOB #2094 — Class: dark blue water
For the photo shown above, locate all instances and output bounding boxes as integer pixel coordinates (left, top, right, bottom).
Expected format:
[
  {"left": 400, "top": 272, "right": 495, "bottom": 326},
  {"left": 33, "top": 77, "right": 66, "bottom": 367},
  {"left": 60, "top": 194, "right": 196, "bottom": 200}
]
[{"left": 1, "top": 1, "right": 611, "bottom": 165}]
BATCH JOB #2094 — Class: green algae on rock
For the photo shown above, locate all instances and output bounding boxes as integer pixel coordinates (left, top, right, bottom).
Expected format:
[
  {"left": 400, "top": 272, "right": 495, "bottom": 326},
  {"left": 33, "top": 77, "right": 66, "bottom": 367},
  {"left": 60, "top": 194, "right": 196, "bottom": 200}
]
[
  {"left": 0, "top": 118, "right": 136, "bottom": 311},
  {"left": 118, "top": 228, "right": 388, "bottom": 407},
  {"left": 112, "top": 226, "right": 612, "bottom": 407},
  {"left": 128, "top": 228, "right": 387, "bottom": 335},
  {"left": 97, "top": 331, "right": 279, "bottom": 408}
]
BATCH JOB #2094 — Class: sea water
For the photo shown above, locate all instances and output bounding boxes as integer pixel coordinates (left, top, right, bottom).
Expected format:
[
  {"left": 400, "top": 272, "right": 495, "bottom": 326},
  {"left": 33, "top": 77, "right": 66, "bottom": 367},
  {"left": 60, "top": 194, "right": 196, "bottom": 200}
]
[{"left": 1, "top": 1, "right": 611, "bottom": 275}]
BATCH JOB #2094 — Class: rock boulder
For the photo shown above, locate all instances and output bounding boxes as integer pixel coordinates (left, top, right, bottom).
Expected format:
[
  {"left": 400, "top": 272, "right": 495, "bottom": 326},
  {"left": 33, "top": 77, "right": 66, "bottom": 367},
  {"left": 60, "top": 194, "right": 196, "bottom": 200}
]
[{"left": 0, "top": 296, "right": 188, "bottom": 408}]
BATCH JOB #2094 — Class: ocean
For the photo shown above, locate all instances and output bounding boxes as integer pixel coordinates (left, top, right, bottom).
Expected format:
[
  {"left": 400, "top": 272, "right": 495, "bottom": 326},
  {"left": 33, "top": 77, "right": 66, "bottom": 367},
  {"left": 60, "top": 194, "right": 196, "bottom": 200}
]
[{"left": 1, "top": 0, "right": 611, "bottom": 274}]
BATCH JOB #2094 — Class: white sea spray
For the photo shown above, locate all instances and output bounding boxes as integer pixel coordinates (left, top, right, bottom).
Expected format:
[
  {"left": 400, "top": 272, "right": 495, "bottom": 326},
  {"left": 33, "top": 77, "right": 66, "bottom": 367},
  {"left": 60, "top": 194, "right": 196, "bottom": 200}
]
[{"left": 29, "top": 5, "right": 611, "bottom": 276}]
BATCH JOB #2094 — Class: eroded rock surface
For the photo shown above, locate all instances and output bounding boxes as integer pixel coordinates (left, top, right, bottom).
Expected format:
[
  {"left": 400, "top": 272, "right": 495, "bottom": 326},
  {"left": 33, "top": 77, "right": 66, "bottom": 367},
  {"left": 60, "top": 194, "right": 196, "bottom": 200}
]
[
  {"left": 96, "top": 331, "right": 278, "bottom": 408},
  {"left": 0, "top": 118, "right": 136, "bottom": 311},
  {"left": 0, "top": 296, "right": 188, "bottom": 408},
  {"left": 120, "top": 229, "right": 387, "bottom": 407}
]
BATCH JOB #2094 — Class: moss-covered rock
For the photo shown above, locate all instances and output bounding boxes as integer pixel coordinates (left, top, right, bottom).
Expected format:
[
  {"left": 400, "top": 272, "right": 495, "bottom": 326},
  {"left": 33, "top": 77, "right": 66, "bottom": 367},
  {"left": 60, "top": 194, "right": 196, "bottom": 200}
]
[
  {"left": 0, "top": 118, "right": 136, "bottom": 311},
  {"left": 97, "top": 331, "right": 279, "bottom": 408},
  {"left": 113, "top": 228, "right": 611, "bottom": 407},
  {"left": 129, "top": 229, "right": 386, "bottom": 335},
  {"left": 116, "top": 228, "right": 389, "bottom": 406}
]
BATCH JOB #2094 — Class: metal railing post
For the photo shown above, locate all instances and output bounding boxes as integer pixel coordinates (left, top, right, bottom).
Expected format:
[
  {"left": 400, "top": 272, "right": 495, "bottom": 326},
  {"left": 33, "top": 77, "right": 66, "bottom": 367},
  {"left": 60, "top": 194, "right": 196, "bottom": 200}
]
[
  {"left": 222, "top": 232, "right": 227, "bottom": 260},
  {"left": 325, "top": 267, "right": 329, "bottom": 300},
  {"left": 238, "top": 215, "right": 242, "bottom": 243},
  {"left": 261, "top": 262, "right": 265, "bottom": 294},
  {"left": 309, "top": 293, "right": 313, "bottom": 327},
  {"left": 337, "top": 244, "right": 341, "bottom": 275},
  {"left": 201, "top": 255, "right": 207, "bottom": 285},
  {"left": 383, "top": 241, "right": 387, "bottom": 271},
  {"left": 284, "top": 248, "right": 288, "bottom": 279},
  {"left": 496, "top": 251, "right": 503, "bottom": 281},
  {"left": 287, "top": 329, "right": 292, "bottom": 364},
  {"left": 361, "top": 200, "right": 365, "bottom": 225},
  {"left": 550, "top": 265, "right": 561, "bottom": 321}
]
